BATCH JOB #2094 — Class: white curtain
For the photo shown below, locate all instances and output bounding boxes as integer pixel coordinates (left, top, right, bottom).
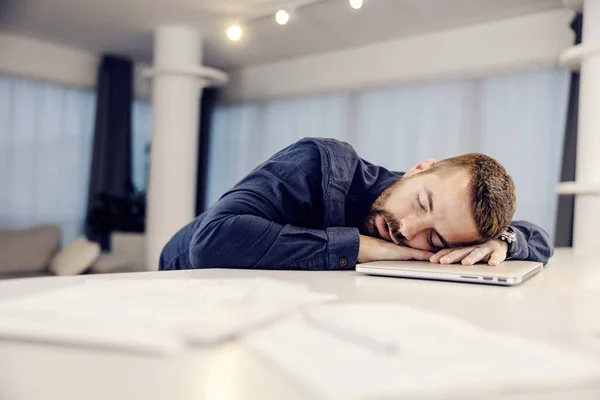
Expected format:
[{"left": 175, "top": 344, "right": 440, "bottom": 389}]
[
  {"left": 207, "top": 68, "right": 569, "bottom": 239},
  {"left": 0, "top": 75, "right": 96, "bottom": 245},
  {"left": 132, "top": 99, "right": 152, "bottom": 192}
]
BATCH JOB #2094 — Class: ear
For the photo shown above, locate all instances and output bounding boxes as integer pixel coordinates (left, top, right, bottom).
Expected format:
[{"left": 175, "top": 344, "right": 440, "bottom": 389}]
[{"left": 404, "top": 159, "right": 436, "bottom": 178}]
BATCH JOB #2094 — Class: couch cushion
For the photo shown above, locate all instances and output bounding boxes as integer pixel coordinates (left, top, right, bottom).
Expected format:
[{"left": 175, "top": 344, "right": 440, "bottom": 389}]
[
  {"left": 0, "top": 225, "right": 61, "bottom": 274},
  {"left": 91, "top": 254, "right": 134, "bottom": 274},
  {"left": 49, "top": 237, "right": 101, "bottom": 276}
]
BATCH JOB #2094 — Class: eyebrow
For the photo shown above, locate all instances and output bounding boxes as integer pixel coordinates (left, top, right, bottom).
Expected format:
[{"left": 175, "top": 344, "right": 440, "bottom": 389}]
[{"left": 426, "top": 188, "right": 449, "bottom": 248}]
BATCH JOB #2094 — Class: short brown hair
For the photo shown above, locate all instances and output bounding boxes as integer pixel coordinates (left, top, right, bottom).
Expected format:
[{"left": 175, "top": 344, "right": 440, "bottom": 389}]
[{"left": 429, "top": 153, "right": 516, "bottom": 242}]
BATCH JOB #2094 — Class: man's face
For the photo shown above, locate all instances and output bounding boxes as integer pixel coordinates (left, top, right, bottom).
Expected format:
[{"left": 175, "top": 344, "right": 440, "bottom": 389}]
[{"left": 362, "top": 161, "right": 481, "bottom": 251}]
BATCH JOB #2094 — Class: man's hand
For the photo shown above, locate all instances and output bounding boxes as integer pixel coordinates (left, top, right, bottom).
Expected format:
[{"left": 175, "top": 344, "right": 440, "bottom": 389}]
[
  {"left": 429, "top": 239, "right": 508, "bottom": 266},
  {"left": 358, "top": 235, "right": 434, "bottom": 263}
]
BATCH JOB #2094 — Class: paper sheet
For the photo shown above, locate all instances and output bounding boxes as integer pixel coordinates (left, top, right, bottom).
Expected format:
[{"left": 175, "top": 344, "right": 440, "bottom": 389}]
[
  {"left": 0, "top": 278, "right": 336, "bottom": 355},
  {"left": 245, "top": 303, "right": 600, "bottom": 399}
]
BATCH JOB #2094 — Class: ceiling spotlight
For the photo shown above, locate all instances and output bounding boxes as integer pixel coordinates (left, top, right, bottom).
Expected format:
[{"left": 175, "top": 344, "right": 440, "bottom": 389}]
[
  {"left": 349, "top": 0, "right": 363, "bottom": 9},
  {"left": 227, "top": 24, "right": 242, "bottom": 41},
  {"left": 275, "top": 9, "right": 290, "bottom": 25}
]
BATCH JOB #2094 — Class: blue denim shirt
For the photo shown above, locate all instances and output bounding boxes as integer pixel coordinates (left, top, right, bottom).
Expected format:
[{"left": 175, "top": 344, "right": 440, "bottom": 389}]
[{"left": 159, "top": 138, "right": 553, "bottom": 271}]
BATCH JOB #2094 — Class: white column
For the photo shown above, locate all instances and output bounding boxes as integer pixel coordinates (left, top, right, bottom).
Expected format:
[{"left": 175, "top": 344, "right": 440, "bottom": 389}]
[
  {"left": 572, "top": 0, "right": 600, "bottom": 253},
  {"left": 146, "top": 26, "right": 203, "bottom": 270},
  {"left": 558, "top": 0, "right": 600, "bottom": 254}
]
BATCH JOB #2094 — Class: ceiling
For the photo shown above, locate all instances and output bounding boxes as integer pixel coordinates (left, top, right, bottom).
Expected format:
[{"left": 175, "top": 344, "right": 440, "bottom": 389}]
[{"left": 0, "top": 0, "right": 563, "bottom": 69}]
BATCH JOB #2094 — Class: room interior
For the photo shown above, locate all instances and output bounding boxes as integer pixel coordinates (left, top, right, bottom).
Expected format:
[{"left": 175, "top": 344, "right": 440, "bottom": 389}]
[
  {"left": 2, "top": 1, "right": 600, "bottom": 399},
  {"left": 0, "top": 0, "right": 591, "bottom": 278}
]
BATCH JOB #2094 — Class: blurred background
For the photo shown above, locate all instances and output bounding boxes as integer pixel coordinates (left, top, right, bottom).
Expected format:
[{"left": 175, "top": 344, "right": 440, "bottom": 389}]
[{"left": 0, "top": 0, "right": 584, "bottom": 276}]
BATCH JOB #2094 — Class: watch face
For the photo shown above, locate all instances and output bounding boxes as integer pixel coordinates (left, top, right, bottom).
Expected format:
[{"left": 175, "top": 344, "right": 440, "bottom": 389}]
[{"left": 500, "top": 230, "right": 516, "bottom": 243}]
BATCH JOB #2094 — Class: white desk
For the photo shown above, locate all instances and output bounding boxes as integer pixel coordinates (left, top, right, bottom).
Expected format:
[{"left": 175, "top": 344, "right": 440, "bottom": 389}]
[{"left": 1, "top": 249, "right": 600, "bottom": 400}]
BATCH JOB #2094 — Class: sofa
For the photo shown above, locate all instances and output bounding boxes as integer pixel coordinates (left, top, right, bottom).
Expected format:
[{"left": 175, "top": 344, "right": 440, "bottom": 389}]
[{"left": 0, "top": 225, "right": 140, "bottom": 280}]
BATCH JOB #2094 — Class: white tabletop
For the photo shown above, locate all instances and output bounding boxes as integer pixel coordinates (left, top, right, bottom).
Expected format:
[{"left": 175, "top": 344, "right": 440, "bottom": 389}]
[{"left": 1, "top": 249, "right": 600, "bottom": 400}]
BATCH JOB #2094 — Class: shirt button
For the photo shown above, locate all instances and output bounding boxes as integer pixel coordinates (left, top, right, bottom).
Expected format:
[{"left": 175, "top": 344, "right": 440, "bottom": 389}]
[{"left": 339, "top": 258, "right": 348, "bottom": 267}]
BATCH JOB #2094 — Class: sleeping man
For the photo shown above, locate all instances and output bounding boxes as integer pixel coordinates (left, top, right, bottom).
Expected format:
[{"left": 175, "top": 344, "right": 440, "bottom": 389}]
[{"left": 159, "top": 138, "right": 552, "bottom": 271}]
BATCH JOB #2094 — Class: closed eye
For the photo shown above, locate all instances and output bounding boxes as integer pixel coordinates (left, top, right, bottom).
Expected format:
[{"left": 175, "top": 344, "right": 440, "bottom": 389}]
[
  {"left": 417, "top": 195, "right": 426, "bottom": 212},
  {"left": 428, "top": 230, "right": 441, "bottom": 251}
]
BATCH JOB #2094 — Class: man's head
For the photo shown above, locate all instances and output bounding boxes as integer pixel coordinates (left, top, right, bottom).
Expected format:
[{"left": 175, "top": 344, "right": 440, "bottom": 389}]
[{"left": 361, "top": 153, "right": 516, "bottom": 251}]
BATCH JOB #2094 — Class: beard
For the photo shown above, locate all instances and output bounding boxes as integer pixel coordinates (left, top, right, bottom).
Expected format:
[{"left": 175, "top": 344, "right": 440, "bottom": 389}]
[{"left": 361, "top": 179, "right": 407, "bottom": 245}]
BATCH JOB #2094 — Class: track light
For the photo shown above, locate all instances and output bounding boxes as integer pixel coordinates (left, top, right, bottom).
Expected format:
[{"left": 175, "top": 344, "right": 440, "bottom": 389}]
[
  {"left": 275, "top": 9, "right": 290, "bottom": 25},
  {"left": 227, "top": 24, "right": 242, "bottom": 41},
  {"left": 349, "top": 0, "right": 363, "bottom": 10}
]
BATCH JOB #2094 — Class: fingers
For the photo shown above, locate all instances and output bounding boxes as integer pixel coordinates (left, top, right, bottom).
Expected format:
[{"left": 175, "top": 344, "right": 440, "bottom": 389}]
[
  {"left": 429, "top": 241, "right": 507, "bottom": 266},
  {"left": 439, "top": 247, "right": 476, "bottom": 264},
  {"left": 430, "top": 248, "right": 453, "bottom": 263},
  {"left": 407, "top": 248, "right": 435, "bottom": 261},
  {"left": 461, "top": 246, "right": 492, "bottom": 266},
  {"left": 488, "top": 249, "right": 506, "bottom": 266}
]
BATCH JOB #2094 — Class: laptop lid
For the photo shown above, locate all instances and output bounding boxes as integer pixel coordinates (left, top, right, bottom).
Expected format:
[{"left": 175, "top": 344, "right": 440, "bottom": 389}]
[{"left": 356, "top": 260, "right": 543, "bottom": 286}]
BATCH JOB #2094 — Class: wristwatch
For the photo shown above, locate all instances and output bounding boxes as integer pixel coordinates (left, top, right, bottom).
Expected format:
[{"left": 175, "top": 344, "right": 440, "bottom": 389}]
[{"left": 497, "top": 228, "right": 516, "bottom": 257}]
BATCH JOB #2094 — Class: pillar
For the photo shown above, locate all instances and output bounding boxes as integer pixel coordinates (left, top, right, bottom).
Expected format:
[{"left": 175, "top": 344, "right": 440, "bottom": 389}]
[
  {"left": 559, "top": 0, "right": 600, "bottom": 254},
  {"left": 146, "top": 26, "right": 203, "bottom": 270}
]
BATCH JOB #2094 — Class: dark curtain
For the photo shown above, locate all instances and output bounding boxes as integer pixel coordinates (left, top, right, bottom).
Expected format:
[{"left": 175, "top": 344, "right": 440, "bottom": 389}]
[
  {"left": 554, "top": 14, "right": 583, "bottom": 247},
  {"left": 196, "top": 88, "right": 220, "bottom": 214},
  {"left": 85, "top": 55, "right": 134, "bottom": 250}
]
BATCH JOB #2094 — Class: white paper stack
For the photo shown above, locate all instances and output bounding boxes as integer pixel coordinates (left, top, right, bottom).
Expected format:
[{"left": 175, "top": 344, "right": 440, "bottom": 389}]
[
  {"left": 245, "top": 303, "right": 600, "bottom": 399},
  {"left": 0, "top": 278, "right": 336, "bottom": 355}
]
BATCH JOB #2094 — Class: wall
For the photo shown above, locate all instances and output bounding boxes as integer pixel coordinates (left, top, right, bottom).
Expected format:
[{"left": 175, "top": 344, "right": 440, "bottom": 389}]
[
  {"left": 0, "top": 33, "right": 150, "bottom": 98},
  {"left": 224, "top": 9, "right": 574, "bottom": 102}
]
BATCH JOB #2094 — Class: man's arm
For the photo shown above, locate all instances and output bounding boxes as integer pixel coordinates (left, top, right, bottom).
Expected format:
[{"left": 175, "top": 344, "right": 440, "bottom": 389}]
[
  {"left": 191, "top": 196, "right": 432, "bottom": 270},
  {"left": 506, "top": 220, "right": 554, "bottom": 265},
  {"left": 189, "top": 139, "right": 431, "bottom": 270},
  {"left": 430, "top": 220, "right": 554, "bottom": 266},
  {"left": 190, "top": 193, "right": 360, "bottom": 270},
  {"left": 189, "top": 140, "right": 345, "bottom": 270}
]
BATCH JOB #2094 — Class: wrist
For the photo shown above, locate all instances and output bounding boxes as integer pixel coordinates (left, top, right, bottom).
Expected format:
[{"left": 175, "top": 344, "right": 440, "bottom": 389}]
[
  {"left": 358, "top": 235, "right": 386, "bottom": 263},
  {"left": 497, "top": 228, "right": 515, "bottom": 257},
  {"left": 358, "top": 235, "right": 373, "bottom": 263},
  {"left": 495, "top": 239, "right": 508, "bottom": 252}
]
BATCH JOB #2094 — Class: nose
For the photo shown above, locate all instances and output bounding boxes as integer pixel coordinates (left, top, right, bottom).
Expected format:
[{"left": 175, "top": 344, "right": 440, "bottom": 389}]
[{"left": 399, "top": 215, "right": 425, "bottom": 240}]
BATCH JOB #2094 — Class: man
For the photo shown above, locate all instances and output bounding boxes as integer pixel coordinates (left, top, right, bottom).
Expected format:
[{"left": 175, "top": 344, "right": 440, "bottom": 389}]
[{"left": 159, "top": 138, "right": 552, "bottom": 271}]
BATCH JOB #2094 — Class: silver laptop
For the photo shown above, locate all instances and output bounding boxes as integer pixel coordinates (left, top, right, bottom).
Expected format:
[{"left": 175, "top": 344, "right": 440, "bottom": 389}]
[{"left": 356, "top": 260, "right": 543, "bottom": 286}]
